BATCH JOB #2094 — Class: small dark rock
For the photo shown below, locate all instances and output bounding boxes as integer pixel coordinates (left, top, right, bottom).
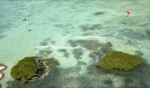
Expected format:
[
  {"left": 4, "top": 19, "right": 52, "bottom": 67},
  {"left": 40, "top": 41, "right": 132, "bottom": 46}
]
[
  {"left": 72, "top": 48, "right": 83, "bottom": 59},
  {"left": 77, "top": 61, "right": 87, "bottom": 66},
  {"left": 124, "top": 78, "right": 133, "bottom": 83},
  {"left": 135, "top": 50, "right": 144, "bottom": 57},
  {"left": 94, "top": 12, "right": 104, "bottom": 15},
  {"left": 28, "top": 29, "right": 31, "bottom": 31},
  {"left": 58, "top": 49, "right": 67, "bottom": 52},
  {"left": 103, "top": 80, "right": 113, "bottom": 85},
  {"left": 50, "top": 41, "right": 56, "bottom": 44}
]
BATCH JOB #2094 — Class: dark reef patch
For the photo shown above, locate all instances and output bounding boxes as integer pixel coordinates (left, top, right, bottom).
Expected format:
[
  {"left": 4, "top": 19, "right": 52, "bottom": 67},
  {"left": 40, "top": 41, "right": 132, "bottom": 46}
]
[
  {"left": 58, "top": 49, "right": 70, "bottom": 57},
  {"left": 68, "top": 39, "right": 113, "bottom": 66},
  {"left": 80, "top": 24, "right": 102, "bottom": 31},
  {"left": 0, "top": 34, "right": 6, "bottom": 39},
  {"left": 50, "top": 40, "right": 56, "bottom": 44},
  {"left": 125, "top": 39, "right": 137, "bottom": 46},
  {"left": 68, "top": 40, "right": 102, "bottom": 51},
  {"left": 123, "top": 78, "right": 134, "bottom": 88},
  {"left": 77, "top": 61, "right": 87, "bottom": 66},
  {"left": 99, "top": 42, "right": 112, "bottom": 54},
  {"left": 39, "top": 38, "right": 57, "bottom": 46},
  {"left": 94, "top": 11, "right": 104, "bottom": 16},
  {"left": 27, "top": 29, "right": 32, "bottom": 32},
  {"left": 118, "top": 29, "right": 145, "bottom": 40},
  {"left": 89, "top": 52, "right": 98, "bottom": 59},
  {"left": 38, "top": 50, "right": 52, "bottom": 58},
  {"left": 124, "top": 78, "right": 133, "bottom": 84},
  {"left": 68, "top": 39, "right": 112, "bottom": 59},
  {"left": 72, "top": 48, "right": 83, "bottom": 59},
  {"left": 6, "top": 68, "right": 60, "bottom": 88},
  {"left": 145, "top": 29, "right": 150, "bottom": 39},
  {"left": 76, "top": 76, "right": 93, "bottom": 88},
  {"left": 40, "top": 41, "right": 48, "bottom": 46},
  {"left": 121, "top": 22, "right": 127, "bottom": 25},
  {"left": 82, "top": 32, "right": 93, "bottom": 36},
  {"left": 6, "top": 60, "right": 150, "bottom": 88},
  {"left": 58, "top": 49, "right": 67, "bottom": 52},
  {"left": 40, "top": 38, "right": 51, "bottom": 46},
  {"left": 103, "top": 80, "right": 113, "bottom": 85},
  {"left": 135, "top": 50, "right": 144, "bottom": 57},
  {"left": 0, "top": 25, "right": 8, "bottom": 39}
]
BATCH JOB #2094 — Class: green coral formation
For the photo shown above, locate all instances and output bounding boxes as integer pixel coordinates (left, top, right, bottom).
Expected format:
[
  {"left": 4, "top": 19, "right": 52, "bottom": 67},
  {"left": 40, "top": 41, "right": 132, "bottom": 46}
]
[
  {"left": 11, "top": 56, "right": 39, "bottom": 83},
  {"left": 96, "top": 51, "right": 141, "bottom": 71}
]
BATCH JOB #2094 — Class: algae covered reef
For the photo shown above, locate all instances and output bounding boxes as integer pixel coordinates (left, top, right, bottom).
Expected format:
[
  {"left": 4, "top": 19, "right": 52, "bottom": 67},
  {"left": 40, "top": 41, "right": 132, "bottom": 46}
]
[
  {"left": 8, "top": 36, "right": 145, "bottom": 87},
  {"left": 10, "top": 56, "right": 59, "bottom": 84},
  {"left": 96, "top": 51, "right": 142, "bottom": 71}
]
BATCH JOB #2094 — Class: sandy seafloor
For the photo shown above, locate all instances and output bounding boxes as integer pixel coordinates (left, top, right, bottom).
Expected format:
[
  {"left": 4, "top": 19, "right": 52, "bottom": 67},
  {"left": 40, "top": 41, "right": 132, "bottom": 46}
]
[{"left": 0, "top": 0, "right": 150, "bottom": 88}]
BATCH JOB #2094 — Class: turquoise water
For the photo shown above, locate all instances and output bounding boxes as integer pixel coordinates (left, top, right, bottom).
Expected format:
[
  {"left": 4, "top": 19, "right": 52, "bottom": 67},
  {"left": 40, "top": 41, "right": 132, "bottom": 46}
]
[{"left": 0, "top": 0, "right": 150, "bottom": 88}]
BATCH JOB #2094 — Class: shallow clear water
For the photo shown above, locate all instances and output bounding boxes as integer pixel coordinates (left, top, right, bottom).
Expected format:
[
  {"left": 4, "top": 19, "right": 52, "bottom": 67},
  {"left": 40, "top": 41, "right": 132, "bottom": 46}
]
[{"left": 0, "top": 0, "right": 150, "bottom": 88}]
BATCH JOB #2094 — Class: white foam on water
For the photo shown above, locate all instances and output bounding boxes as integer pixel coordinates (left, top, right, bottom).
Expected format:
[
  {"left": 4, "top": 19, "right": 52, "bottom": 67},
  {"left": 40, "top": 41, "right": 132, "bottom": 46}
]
[
  {"left": 72, "top": 36, "right": 108, "bottom": 43},
  {"left": 34, "top": 45, "right": 88, "bottom": 51}
]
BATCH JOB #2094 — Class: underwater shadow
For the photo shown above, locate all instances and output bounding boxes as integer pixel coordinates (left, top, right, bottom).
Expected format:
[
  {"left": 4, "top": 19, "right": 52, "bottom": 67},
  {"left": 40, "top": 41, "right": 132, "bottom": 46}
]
[
  {"left": 84, "top": 58, "right": 150, "bottom": 88},
  {"left": 6, "top": 68, "right": 61, "bottom": 88}
]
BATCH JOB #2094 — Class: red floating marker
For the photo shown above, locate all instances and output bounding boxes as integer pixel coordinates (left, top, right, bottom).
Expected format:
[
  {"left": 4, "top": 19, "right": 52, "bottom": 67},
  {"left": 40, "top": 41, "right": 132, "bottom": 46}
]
[{"left": 127, "top": 11, "right": 130, "bottom": 17}]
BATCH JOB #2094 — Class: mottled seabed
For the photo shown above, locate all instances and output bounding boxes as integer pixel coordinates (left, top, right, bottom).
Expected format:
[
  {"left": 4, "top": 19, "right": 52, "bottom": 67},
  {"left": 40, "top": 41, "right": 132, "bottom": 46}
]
[{"left": 0, "top": 0, "right": 150, "bottom": 88}]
